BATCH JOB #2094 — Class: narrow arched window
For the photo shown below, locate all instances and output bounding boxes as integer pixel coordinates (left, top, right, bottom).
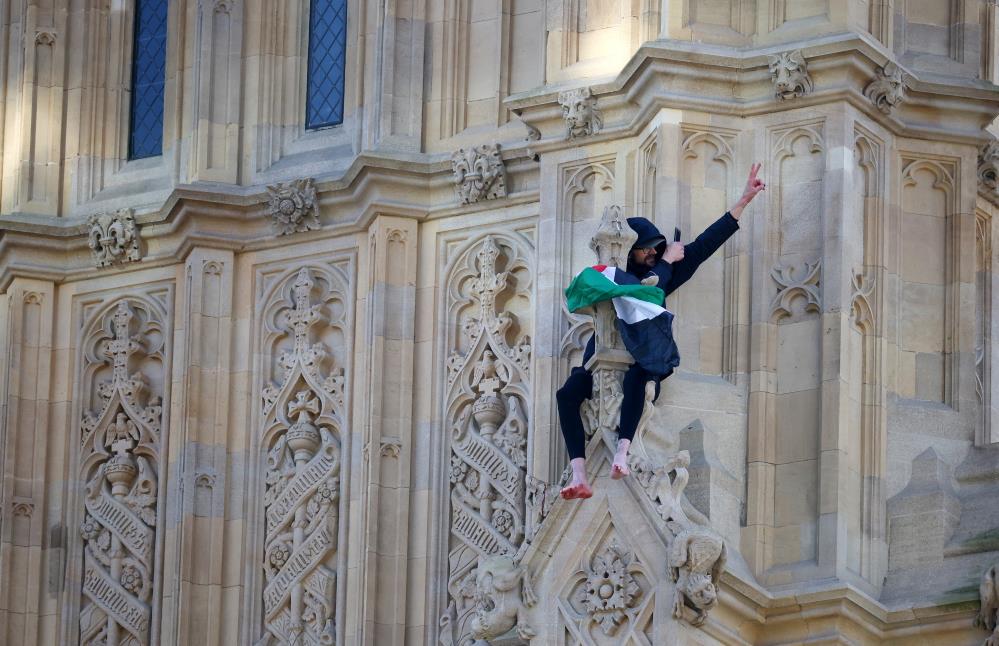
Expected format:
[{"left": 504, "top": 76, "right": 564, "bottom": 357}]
[
  {"left": 128, "top": 0, "right": 168, "bottom": 159},
  {"left": 306, "top": 0, "right": 348, "bottom": 130}
]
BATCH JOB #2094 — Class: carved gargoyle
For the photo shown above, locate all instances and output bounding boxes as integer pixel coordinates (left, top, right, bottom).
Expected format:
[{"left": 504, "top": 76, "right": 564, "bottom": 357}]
[
  {"left": 469, "top": 556, "right": 537, "bottom": 642},
  {"left": 977, "top": 564, "right": 999, "bottom": 646},
  {"left": 558, "top": 87, "right": 603, "bottom": 139},
  {"left": 768, "top": 50, "right": 813, "bottom": 102},
  {"left": 667, "top": 522, "right": 726, "bottom": 627}
]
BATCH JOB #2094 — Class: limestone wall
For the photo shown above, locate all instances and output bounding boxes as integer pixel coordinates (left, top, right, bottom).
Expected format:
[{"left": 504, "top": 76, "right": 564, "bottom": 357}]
[{"left": 1, "top": 1, "right": 999, "bottom": 645}]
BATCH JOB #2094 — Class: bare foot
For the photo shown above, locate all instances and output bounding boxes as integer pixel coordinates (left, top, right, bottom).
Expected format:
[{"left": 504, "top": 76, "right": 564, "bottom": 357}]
[
  {"left": 560, "top": 481, "right": 593, "bottom": 500},
  {"left": 561, "top": 457, "right": 592, "bottom": 499},
  {"left": 611, "top": 439, "right": 631, "bottom": 480}
]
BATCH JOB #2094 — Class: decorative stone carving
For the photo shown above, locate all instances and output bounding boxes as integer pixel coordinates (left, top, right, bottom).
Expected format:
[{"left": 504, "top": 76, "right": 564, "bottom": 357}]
[
  {"left": 578, "top": 543, "right": 642, "bottom": 635},
  {"left": 78, "top": 300, "right": 166, "bottom": 644},
  {"left": 558, "top": 87, "right": 603, "bottom": 139},
  {"left": 770, "top": 260, "right": 822, "bottom": 321},
  {"left": 977, "top": 564, "right": 999, "bottom": 646},
  {"left": 524, "top": 122, "right": 541, "bottom": 141},
  {"left": 980, "top": 142, "right": 999, "bottom": 195},
  {"left": 440, "top": 234, "right": 533, "bottom": 644},
  {"left": 258, "top": 267, "right": 347, "bottom": 644},
  {"left": 466, "top": 556, "right": 537, "bottom": 641},
  {"left": 768, "top": 50, "right": 813, "bottom": 102},
  {"left": 667, "top": 522, "right": 726, "bottom": 627},
  {"left": 88, "top": 209, "right": 142, "bottom": 268},
  {"left": 35, "top": 30, "right": 56, "bottom": 46},
  {"left": 451, "top": 144, "right": 507, "bottom": 204},
  {"left": 850, "top": 270, "right": 876, "bottom": 332},
  {"left": 864, "top": 62, "right": 908, "bottom": 114},
  {"left": 266, "top": 178, "right": 320, "bottom": 236}
]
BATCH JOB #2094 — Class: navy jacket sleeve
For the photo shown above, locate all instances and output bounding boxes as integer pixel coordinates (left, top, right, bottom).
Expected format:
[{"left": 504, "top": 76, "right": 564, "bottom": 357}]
[{"left": 660, "top": 212, "right": 739, "bottom": 296}]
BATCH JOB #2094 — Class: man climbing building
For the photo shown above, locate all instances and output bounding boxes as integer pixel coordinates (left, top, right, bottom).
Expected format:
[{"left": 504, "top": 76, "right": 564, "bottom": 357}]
[{"left": 557, "top": 163, "right": 766, "bottom": 500}]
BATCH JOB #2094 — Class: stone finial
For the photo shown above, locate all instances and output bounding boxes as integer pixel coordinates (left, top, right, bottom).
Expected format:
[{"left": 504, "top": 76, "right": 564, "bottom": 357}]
[
  {"left": 864, "top": 61, "right": 908, "bottom": 115},
  {"left": 87, "top": 209, "right": 141, "bottom": 268},
  {"left": 980, "top": 142, "right": 999, "bottom": 194},
  {"left": 667, "top": 522, "right": 727, "bottom": 627},
  {"left": 266, "top": 178, "right": 319, "bottom": 236},
  {"left": 768, "top": 50, "right": 814, "bottom": 102},
  {"left": 451, "top": 144, "right": 507, "bottom": 204},
  {"left": 588, "top": 205, "right": 636, "bottom": 269},
  {"left": 976, "top": 564, "right": 999, "bottom": 646},
  {"left": 558, "top": 87, "right": 603, "bottom": 139}
]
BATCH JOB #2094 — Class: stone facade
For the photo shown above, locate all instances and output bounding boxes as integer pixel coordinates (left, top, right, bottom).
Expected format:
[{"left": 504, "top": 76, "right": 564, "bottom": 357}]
[{"left": 2, "top": 1, "right": 999, "bottom": 645}]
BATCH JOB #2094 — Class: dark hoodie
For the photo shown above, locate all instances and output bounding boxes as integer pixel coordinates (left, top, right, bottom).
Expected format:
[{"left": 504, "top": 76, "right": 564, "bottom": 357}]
[{"left": 579, "top": 211, "right": 740, "bottom": 375}]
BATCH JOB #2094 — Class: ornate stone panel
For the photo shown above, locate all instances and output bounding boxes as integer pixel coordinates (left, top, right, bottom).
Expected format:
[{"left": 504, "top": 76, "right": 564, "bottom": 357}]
[
  {"left": 75, "top": 294, "right": 171, "bottom": 645},
  {"left": 253, "top": 263, "right": 352, "bottom": 645},
  {"left": 267, "top": 179, "right": 320, "bottom": 236},
  {"left": 437, "top": 233, "right": 533, "bottom": 645}
]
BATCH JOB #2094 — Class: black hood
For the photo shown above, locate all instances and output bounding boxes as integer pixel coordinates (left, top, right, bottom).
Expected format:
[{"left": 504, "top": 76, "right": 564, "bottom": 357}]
[{"left": 627, "top": 217, "right": 668, "bottom": 255}]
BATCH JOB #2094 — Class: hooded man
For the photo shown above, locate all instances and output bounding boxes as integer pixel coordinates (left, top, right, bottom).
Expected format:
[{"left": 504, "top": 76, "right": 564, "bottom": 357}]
[{"left": 558, "top": 163, "right": 766, "bottom": 499}]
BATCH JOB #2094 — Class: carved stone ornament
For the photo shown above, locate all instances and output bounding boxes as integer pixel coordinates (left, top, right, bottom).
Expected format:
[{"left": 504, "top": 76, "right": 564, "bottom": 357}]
[
  {"left": 451, "top": 144, "right": 507, "bottom": 204},
  {"left": 258, "top": 267, "right": 347, "bottom": 644},
  {"left": 558, "top": 87, "right": 603, "bottom": 139},
  {"left": 768, "top": 50, "right": 814, "bottom": 102},
  {"left": 88, "top": 209, "right": 142, "bottom": 268},
  {"left": 79, "top": 300, "right": 166, "bottom": 644},
  {"left": 980, "top": 142, "right": 999, "bottom": 195},
  {"left": 977, "top": 564, "right": 999, "bottom": 646},
  {"left": 439, "top": 234, "right": 533, "bottom": 645},
  {"left": 467, "top": 556, "right": 537, "bottom": 641},
  {"left": 266, "top": 178, "right": 320, "bottom": 236},
  {"left": 577, "top": 543, "right": 642, "bottom": 635},
  {"left": 667, "top": 522, "right": 727, "bottom": 627},
  {"left": 864, "top": 61, "right": 908, "bottom": 115},
  {"left": 770, "top": 259, "right": 822, "bottom": 321}
]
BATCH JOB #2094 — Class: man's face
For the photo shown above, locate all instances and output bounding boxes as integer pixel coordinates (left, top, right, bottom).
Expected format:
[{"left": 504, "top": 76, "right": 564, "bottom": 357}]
[{"left": 630, "top": 246, "right": 657, "bottom": 267}]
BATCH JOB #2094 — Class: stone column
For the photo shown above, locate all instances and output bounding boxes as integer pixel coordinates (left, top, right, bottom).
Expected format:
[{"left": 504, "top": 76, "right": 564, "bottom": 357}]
[
  {"left": 0, "top": 279, "right": 56, "bottom": 645},
  {"left": 352, "top": 216, "right": 418, "bottom": 645},
  {"left": 160, "top": 248, "right": 237, "bottom": 645}
]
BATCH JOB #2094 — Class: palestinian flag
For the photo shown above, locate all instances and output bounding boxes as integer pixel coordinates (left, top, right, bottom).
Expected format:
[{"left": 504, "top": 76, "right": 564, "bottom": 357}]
[{"left": 565, "top": 265, "right": 681, "bottom": 377}]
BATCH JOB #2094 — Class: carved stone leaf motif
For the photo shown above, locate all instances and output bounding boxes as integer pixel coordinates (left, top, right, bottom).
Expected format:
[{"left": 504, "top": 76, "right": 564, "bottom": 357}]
[
  {"left": 451, "top": 144, "right": 507, "bottom": 204},
  {"left": 770, "top": 260, "right": 822, "bottom": 321},
  {"left": 578, "top": 543, "right": 642, "bottom": 635},
  {"left": 768, "top": 50, "right": 814, "bottom": 102},
  {"left": 864, "top": 61, "right": 908, "bottom": 115},
  {"left": 88, "top": 209, "right": 142, "bottom": 268},
  {"left": 259, "top": 267, "right": 346, "bottom": 645},
  {"left": 267, "top": 178, "right": 320, "bottom": 236},
  {"left": 441, "top": 235, "right": 533, "bottom": 645},
  {"left": 78, "top": 300, "right": 165, "bottom": 645},
  {"left": 980, "top": 142, "right": 999, "bottom": 195},
  {"left": 558, "top": 87, "right": 603, "bottom": 139}
]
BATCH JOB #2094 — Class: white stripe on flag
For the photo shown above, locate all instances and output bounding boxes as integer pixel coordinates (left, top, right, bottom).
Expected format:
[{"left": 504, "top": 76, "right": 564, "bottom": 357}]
[{"left": 612, "top": 295, "right": 668, "bottom": 324}]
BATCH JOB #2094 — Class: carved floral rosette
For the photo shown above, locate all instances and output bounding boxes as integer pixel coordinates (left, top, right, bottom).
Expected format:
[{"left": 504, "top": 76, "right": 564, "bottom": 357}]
[
  {"left": 440, "top": 234, "right": 534, "bottom": 645},
  {"left": 257, "top": 266, "right": 349, "bottom": 645},
  {"left": 78, "top": 299, "right": 167, "bottom": 645}
]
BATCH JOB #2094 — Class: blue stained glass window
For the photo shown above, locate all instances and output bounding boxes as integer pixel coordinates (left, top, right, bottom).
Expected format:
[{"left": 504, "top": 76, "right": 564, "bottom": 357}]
[
  {"left": 128, "top": 0, "right": 168, "bottom": 160},
  {"left": 306, "top": 0, "right": 348, "bottom": 130}
]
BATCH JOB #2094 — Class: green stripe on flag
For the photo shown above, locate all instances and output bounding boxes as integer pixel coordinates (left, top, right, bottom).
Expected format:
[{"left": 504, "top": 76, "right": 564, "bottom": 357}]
[{"left": 564, "top": 267, "right": 665, "bottom": 313}]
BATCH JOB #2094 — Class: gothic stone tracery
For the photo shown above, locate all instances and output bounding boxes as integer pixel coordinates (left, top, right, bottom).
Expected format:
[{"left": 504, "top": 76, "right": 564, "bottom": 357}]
[
  {"left": 440, "top": 235, "right": 533, "bottom": 645},
  {"left": 78, "top": 300, "right": 166, "bottom": 645},
  {"left": 258, "top": 267, "right": 348, "bottom": 644}
]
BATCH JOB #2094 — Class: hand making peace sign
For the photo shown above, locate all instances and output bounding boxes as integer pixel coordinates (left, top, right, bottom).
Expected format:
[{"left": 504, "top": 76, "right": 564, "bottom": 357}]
[{"left": 730, "top": 162, "right": 765, "bottom": 220}]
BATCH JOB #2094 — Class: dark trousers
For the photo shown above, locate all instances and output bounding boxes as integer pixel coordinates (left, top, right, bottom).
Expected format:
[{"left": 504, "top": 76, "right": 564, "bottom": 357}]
[{"left": 556, "top": 364, "right": 660, "bottom": 460}]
